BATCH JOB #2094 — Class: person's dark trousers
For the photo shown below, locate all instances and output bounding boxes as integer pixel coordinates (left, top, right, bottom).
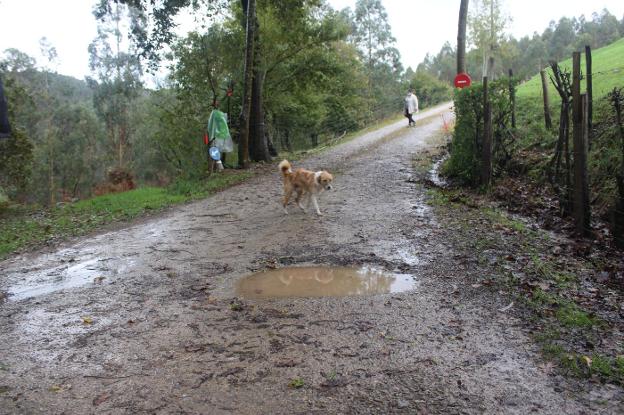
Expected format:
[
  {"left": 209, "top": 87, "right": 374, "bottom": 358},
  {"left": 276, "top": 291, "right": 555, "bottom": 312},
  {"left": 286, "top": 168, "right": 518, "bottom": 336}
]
[{"left": 407, "top": 113, "right": 415, "bottom": 126}]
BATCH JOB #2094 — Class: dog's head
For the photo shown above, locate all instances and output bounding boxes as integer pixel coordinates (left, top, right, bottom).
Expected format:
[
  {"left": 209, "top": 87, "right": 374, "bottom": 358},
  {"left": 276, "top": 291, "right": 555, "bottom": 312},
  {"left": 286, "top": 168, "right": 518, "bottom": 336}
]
[{"left": 316, "top": 171, "right": 333, "bottom": 191}]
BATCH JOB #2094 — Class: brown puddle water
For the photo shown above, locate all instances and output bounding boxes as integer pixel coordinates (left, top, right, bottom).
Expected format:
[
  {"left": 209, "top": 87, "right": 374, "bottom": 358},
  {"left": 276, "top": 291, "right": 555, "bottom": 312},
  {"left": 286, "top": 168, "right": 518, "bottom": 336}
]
[{"left": 236, "top": 266, "right": 418, "bottom": 299}]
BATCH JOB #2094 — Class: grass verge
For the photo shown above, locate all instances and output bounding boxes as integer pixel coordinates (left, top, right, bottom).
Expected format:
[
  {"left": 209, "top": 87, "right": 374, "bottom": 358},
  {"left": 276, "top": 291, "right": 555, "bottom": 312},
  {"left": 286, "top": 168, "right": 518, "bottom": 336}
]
[
  {"left": 420, "top": 163, "right": 624, "bottom": 385},
  {"left": 0, "top": 171, "right": 251, "bottom": 259}
]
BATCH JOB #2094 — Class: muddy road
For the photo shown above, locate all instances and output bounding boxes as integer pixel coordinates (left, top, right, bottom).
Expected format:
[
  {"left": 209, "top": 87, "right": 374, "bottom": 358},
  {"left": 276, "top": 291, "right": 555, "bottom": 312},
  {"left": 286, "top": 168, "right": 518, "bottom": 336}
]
[{"left": 0, "top": 104, "right": 618, "bottom": 414}]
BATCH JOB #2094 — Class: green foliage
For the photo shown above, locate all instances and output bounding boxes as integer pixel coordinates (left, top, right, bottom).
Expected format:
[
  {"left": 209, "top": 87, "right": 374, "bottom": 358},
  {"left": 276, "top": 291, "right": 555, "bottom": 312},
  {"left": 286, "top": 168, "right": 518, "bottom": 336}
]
[
  {"left": 518, "top": 38, "right": 624, "bottom": 100},
  {"left": 407, "top": 71, "right": 452, "bottom": 109},
  {"left": 0, "top": 171, "right": 251, "bottom": 259},
  {"left": 351, "top": 0, "right": 400, "bottom": 69},
  {"left": 447, "top": 78, "right": 517, "bottom": 185},
  {"left": 88, "top": 2, "right": 143, "bottom": 169},
  {"left": 420, "top": 10, "right": 623, "bottom": 83},
  {"left": 513, "top": 38, "right": 624, "bottom": 216},
  {"left": 468, "top": 0, "right": 509, "bottom": 75},
  {"left": 0, "top": 127, "right": 33, "bottom": 199},
  {"left": 288, "top": 378, "right": 305, "bottom": 388}
]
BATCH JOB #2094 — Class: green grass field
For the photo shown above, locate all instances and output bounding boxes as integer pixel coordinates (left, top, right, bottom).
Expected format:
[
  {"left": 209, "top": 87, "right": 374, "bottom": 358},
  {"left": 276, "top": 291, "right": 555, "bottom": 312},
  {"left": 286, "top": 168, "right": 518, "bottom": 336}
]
[
  {"left": 517, "top": 38, "right": 624, "bottom": 100},
  {"left": 0, "top": 171, "right": 251, "bottom": 259},
  {"left": 513, "top": 38, "right": 624, "bottom": 194}
]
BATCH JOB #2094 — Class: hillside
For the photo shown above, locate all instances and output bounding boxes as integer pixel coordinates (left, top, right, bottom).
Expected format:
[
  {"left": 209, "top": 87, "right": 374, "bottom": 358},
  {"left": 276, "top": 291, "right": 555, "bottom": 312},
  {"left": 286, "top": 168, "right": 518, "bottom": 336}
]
[{"left": 517, "top": 37, "right": 624, "bottom": 99}]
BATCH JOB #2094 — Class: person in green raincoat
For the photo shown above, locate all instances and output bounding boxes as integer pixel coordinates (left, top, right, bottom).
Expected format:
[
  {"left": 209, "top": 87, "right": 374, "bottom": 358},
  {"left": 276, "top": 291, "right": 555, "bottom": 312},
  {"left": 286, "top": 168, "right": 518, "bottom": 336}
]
[{"left": 207, "top": 102, "right": 233, "bottom": 154}]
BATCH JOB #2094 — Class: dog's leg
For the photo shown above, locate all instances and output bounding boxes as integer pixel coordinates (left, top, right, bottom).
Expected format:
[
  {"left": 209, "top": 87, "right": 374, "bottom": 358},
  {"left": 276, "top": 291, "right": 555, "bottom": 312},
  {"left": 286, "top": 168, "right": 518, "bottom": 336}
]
[
  {"left": 283, "top": 189, "right": 292, "bottom": 214},
  {"left": 295, "top": 191, "right": 307, "bottom": 212},
  {"left": 311, "top": 195, "right": 322, "bottom": 216}
]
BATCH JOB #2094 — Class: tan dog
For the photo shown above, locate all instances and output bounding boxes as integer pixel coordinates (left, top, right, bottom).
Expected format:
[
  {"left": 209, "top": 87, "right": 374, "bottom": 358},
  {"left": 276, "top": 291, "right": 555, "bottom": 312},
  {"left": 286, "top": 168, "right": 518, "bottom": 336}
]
[{"left": 279, "top": 160, "right": 333, "bottom": 216}]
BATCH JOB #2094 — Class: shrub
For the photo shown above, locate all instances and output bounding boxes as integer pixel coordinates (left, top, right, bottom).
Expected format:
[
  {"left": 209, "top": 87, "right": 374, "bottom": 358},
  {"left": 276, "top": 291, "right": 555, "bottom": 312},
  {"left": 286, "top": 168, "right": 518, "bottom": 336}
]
[
  {"left": 447, "top": 78, "right": 517, "bottom": 185},
  {"left": 409, "top": 71, "right": 452, "bottom": 109}
]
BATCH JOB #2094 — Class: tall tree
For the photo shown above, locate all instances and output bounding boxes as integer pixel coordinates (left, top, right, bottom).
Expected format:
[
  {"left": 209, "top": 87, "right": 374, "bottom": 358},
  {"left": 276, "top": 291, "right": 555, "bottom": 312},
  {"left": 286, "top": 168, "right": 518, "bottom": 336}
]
[
  {"left": 88, "top": 2, "right": 143, "bottom": 169},
  {"left": 351, "top": 0, "right": 402, "bottom": 119},
  {"left": 457, "top": 0, "right": 470, "bottom": 75},
  {"left": 468, "top": 0, "right": 508, "bottom": 79},
  {"left": 38, "top": 37, "right": 59, "bottom": 205},
  {"left": 237, "top": 0, "right": 256, "bottom": 168}
]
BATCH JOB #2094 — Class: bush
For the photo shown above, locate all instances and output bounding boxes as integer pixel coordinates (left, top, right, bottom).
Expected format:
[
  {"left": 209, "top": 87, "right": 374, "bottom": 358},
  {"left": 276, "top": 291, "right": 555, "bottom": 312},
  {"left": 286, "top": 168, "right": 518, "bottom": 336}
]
[
  {"left": 447, "top": 78, "right": 517, "bottom": 185},
  {"left": 93, "top": 168, "right": 136, "bottom": 196},
  {"left": 0, "top": 128, "right": 33, "bottom": 200},
  {"left": 409, "top": 71, "right": 452, "bottom": 109},
  {"left": 0, "top": 186, "right": 9, "bottom": 210}
]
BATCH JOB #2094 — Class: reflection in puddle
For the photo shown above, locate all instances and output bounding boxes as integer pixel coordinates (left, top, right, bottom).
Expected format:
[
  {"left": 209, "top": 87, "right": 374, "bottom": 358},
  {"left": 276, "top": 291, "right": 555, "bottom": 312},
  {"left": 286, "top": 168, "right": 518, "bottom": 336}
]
[
  {"left": 236, "top": 266, "right": 418, "bottom": 299},
  {"left": 8, "top": 258, "right": 105, "bottom": 301}
]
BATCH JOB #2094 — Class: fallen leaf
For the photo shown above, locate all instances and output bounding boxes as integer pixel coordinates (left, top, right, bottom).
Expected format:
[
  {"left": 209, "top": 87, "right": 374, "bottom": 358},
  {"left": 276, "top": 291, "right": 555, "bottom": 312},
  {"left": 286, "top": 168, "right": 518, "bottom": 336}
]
[
  {"left": 82, "top": 316, "right": 94, "bottom": 325},
  {"left": 93, "top": 392, "right": 111, "bottom": 406}
]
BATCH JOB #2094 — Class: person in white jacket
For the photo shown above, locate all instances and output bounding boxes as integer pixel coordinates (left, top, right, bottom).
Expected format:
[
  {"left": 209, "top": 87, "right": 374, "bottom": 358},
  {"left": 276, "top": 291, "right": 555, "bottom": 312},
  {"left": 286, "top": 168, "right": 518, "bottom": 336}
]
[{"left": 404, "top": 89, "right": 419, "bottom": 127}]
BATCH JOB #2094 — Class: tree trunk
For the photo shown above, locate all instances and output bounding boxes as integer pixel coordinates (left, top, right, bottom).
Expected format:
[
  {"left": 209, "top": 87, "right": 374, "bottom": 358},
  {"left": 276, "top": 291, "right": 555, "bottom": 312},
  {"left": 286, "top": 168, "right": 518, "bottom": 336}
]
[
  {"left": 284, "top": 129, "right": 292, "bottom": 153},
  {"left": 237, "top": 0, "right": 256, "bottom": 168},
  {"left": 249, "top": 70, "right": 270, "bottom": 162},
  {"left": 248, "top": 6, "right": 271, "bottom": 163},
  {"left": 266, "top": 131, "right": 278, "bottom": 157},
  {"left": 509, "top": 69, "right": 516, "bottom": 129},
  {"left": 457, "top": 0, "right": 469, "bottom": 75},
  {"left": 487, "top": 57, "right": 495, "bottom": 79},
  {"left": 0, "top": 76, "right": 11, "bottom": 138},
  {"left": 310, "top": 133, "right": 319, "bottom": 147}
]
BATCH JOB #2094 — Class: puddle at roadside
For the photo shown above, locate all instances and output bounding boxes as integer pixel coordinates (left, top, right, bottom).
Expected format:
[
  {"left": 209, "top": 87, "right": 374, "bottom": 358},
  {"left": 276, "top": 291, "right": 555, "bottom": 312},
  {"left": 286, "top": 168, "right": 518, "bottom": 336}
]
[
  {"left": 236, "top": 266, "right": 418, "bottom": 299},
  {"left": 429, "top": 154, "right": 449, "bottom": 188},
  {"left": 5, "top": 257, "right": 126, "bottom": 301}
]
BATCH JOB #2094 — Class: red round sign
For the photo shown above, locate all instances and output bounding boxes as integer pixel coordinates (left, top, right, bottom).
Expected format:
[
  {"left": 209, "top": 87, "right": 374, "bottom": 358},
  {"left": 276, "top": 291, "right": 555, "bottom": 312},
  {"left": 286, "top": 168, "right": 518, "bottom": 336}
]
[{"left": 454, "top": 73, "right": 472, "bottom": 89}]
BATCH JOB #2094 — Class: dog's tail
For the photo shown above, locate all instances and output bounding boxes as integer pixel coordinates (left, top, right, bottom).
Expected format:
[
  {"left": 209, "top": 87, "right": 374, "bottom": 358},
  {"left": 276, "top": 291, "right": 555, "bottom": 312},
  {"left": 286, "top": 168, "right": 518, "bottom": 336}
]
[{"left": 279, "top": 160, "right": 292, "bottom": 177}]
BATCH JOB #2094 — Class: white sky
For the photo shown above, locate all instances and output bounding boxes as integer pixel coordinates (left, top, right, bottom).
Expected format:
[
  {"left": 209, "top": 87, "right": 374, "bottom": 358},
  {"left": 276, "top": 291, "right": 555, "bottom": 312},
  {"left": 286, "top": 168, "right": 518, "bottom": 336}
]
[{"left": 0, "top": 0, "right": 623, "bottom": 80}]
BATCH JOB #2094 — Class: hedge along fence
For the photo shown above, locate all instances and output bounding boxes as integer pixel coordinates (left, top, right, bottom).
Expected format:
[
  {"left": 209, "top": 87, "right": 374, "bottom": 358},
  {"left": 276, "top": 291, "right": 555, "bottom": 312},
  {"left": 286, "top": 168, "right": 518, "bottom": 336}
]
[{"left": 446, "top": 77, "right": 518, "bottom": 186}]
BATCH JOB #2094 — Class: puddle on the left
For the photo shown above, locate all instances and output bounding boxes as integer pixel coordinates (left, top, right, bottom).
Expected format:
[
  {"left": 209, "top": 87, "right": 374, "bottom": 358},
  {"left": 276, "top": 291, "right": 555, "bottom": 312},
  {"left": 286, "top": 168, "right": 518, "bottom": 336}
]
[
  {"left": 236, "top": 266, "right": 418, "bottom": 299},
  {"left": 7, "top": 258, "right": 103, "bottom": 301}
]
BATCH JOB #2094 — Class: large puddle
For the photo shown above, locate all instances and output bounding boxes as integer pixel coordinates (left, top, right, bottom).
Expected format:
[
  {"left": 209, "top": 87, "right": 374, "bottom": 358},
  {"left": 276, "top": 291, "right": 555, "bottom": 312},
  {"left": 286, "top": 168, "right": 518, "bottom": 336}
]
[{"left": 236, "top": 266, "right": 418, "bottom": 299}]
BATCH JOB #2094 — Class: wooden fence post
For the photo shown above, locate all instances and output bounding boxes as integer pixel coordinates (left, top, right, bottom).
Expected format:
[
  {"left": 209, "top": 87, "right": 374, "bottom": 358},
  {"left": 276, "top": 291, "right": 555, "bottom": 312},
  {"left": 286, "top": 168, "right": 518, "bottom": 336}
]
[
  {"left": 477, "top": 76, "right": 492, "bottom": 187},
  {"left": 540, "top": 69, "right": 553, "bottom": 129},
  {"left": 585, "top": 45, "right": 593, "bottom": 149},
  {"left": 482, "top": 102, "right": 493, "bottom": 186},
  {"left": 572, "top": 51, "right": 591, "bottom": 236},
  {"left": 509, "top": 69, "right": 516, "bottom": 129}
]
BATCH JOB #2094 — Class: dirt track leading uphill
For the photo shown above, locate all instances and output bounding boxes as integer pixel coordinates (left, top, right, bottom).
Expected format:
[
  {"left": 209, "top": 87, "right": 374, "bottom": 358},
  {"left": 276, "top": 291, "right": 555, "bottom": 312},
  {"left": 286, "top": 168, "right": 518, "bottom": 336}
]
[{"left": 1, "top": 104, "right": 621, "bottom": 414}]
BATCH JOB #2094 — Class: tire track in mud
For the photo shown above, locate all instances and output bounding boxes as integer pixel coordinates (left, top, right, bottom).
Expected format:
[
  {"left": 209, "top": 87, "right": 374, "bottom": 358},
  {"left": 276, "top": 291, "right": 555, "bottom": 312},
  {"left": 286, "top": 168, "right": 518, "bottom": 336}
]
[{"left": 1, "top": 103, "right": 618, "bottom": 414}]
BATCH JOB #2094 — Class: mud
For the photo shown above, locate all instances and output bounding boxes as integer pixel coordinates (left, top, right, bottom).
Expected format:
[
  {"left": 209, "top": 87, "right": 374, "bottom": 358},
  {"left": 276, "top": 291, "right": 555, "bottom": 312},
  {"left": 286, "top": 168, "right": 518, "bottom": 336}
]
[
  {"left": 236, "top": 266, "right": 417, "bottom": 299},
  {"left": 0, "top": 102, "right": 621, "bottom": 414}
]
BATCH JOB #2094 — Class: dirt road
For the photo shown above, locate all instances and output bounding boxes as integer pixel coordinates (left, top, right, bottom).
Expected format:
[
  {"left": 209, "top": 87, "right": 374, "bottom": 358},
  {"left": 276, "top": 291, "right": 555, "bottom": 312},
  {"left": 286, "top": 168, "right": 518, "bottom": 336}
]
[{"left": 0, "top": 104, "right": 619, "bottom": 414}]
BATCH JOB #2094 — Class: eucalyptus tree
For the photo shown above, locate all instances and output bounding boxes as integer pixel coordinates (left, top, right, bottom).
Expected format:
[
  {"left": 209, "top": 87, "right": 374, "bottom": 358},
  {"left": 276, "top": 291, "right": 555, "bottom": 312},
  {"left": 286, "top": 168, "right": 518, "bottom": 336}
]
[
  {"left": 350, "top": 0, "right": 402, "bottom": 119},
  {"left": 468, "top": 0, "right": 509, "bottom": 79},
  {"left": 88, "top": 2, "right": 143, "bottom": 170}
]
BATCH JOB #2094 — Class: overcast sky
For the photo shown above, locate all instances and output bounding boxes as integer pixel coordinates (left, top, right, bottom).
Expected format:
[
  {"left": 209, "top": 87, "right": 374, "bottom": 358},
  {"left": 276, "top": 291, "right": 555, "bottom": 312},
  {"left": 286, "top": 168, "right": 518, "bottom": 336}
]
[{"left": 0, "top": 0, "right": 623, "bottom": 80}]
